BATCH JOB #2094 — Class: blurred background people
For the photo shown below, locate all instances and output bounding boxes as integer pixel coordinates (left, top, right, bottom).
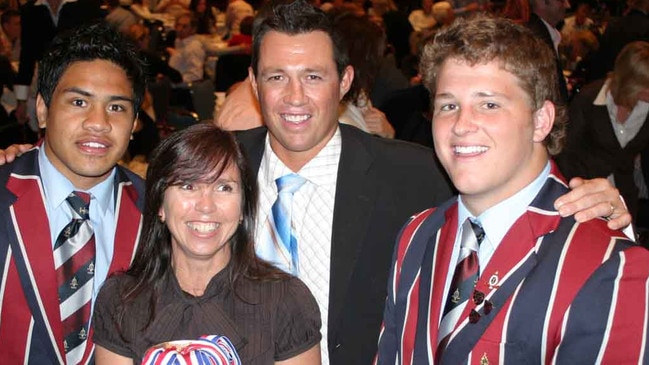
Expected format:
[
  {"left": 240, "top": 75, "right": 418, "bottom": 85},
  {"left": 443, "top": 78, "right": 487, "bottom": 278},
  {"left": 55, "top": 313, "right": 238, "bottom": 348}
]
[
  {"left": 190, "top": 0, "right": 219, "bottom": 35},
  {"left": 155, "top": 0, "right": 190, "bottom": 19},
  {"left": 15, "top": 0, "right": 103, "bottom": 132},
  {"left": 590, "top": 0, "right": 649, "bottom": 80},
  {"left": 408, "top": 0, "right": 436, "bottom": 33},
  {"left": 167, "top": 13, "right": 206, "bottom": 83},
  {"left": 560, "top": 0, "right": 594, "bottom": 45},
  {"left": 336, "top": 12, "right": 399, "bottom": 138},
  {"left": 557, "top": 41, "right": 649, "bottom": 228},
  {"left": 223, "top": 0, "right": 253, "bottom": 40},
  {"left": 105, "top": 0, "right": 139, "bottom": 34},
  {"left": 0, "top": 9, "right": 20, "bottom": 63}
]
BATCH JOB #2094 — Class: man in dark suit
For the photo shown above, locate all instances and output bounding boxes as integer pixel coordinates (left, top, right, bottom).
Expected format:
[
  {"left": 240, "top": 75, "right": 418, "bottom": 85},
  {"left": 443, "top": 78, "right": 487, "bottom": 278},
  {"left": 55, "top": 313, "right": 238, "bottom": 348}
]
[
  {"left": 376, "top": 15, "right": 649, "bottom": 364},
  {"left": 527, "top": 0, "right": 571, "bottom": 102},
  {"left": 242, "top": 1, "right": 634, "bottom": 364},
  {"left": 14, "top": 0, "right": 103, "bottom": 126},
  {"left": 0, "top": 23, "right": 146, "bottom": 364}
]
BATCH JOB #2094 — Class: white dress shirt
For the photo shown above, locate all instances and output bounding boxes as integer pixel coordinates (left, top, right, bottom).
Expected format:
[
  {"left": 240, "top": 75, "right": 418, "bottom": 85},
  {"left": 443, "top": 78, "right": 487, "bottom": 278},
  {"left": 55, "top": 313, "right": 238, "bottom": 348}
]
[{"left": 255, "top": 127, "right": 342, "bottom": 365}]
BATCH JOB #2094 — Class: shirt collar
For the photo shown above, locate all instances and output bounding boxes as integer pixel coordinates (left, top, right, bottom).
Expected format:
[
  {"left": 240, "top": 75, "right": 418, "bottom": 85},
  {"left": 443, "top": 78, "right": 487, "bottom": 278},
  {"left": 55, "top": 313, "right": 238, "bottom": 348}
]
[
  {"left": 457, "top": 161, "right": 551, "bottom": 252},
  {"left": 260, "top": 126, "right": 342, "bottom": 188},
  {"left": 593, "top": 79, "right": 610, "bottom": 105},
  {"left": 38, "top": 142, "right": 116, "bottom": 215}
]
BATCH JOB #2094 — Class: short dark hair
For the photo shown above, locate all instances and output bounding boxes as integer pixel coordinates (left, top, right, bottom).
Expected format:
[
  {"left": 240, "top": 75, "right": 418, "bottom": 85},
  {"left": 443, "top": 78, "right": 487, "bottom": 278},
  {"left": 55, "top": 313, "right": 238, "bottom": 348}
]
[
  {"left": 420, "top": 14, "right": 566, "bottom": 155},
  {"left": 251, "top": 0, "right": 349, "bottom": 78},
  {"left": 37, "top": 21, "right": 146, "bottom": 115}
]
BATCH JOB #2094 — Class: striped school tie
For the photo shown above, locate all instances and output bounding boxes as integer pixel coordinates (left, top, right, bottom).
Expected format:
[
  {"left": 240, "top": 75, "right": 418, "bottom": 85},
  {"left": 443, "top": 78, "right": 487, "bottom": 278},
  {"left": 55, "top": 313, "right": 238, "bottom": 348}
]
[
  {"left": 436, "top": 218, "right": 485, "bottom": 360},
  {"left": 53, "top": 191, "right": 95, "bottom": 364}
]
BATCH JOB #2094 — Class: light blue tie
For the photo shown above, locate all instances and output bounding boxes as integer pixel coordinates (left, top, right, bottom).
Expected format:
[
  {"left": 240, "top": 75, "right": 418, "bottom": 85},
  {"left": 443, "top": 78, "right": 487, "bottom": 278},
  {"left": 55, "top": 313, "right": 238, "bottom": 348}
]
[{"left": 264, "top": 173, "right": 306, "bottom": 275}]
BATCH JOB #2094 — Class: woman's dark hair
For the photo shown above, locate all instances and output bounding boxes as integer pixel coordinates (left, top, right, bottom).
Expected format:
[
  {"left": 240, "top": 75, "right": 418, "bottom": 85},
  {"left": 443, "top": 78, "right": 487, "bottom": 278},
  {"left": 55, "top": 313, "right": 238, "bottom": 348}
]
[
  {"left": 120, "top": 123, "right": 287, "bottom": 329},
  {"left": 190, "top": 0, "right": 217, "bottom": 34},
  {"left": 333, "top": 12, "right": 386, "bottom": 104},
  {"left": 37, "top": 21, "right": 146, "bottom": 114}
]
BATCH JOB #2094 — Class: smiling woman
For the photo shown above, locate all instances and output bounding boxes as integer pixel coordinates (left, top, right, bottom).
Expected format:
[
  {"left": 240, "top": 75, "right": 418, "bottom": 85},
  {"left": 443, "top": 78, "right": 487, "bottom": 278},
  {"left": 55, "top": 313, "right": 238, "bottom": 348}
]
[{"left": 92, "top": 123, "right": 322, "bottom": 365}]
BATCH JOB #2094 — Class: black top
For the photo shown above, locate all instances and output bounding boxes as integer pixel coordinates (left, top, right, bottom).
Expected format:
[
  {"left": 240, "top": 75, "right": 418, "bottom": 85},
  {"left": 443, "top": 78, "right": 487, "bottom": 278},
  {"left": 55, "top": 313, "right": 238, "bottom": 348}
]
[{"left": 93, "top": 265, "right": 321, "bottom": 364}]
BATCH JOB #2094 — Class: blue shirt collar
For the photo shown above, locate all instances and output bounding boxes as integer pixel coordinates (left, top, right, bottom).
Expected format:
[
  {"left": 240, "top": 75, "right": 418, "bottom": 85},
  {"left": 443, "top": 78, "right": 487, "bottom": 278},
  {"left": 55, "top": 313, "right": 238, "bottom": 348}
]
[
  {"left": 38, "top": 143, "right": 116, "bottom": 215},
  {"left": 457, "top": 161, "right": 551, "bottom": 255}
]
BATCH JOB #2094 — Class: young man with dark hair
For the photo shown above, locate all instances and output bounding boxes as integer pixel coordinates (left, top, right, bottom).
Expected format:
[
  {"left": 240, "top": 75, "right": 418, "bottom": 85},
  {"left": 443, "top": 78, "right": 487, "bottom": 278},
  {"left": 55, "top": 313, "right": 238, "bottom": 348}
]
[{"left": 0, "top": 22, "right": 146, "bottom": 364}]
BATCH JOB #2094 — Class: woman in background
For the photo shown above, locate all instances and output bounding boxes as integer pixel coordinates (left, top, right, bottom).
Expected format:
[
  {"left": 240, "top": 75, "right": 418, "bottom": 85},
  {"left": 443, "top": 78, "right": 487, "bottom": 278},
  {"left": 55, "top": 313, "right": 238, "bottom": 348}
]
[{"left": 557, "top": 41, "right": 649, "bottom": 222}]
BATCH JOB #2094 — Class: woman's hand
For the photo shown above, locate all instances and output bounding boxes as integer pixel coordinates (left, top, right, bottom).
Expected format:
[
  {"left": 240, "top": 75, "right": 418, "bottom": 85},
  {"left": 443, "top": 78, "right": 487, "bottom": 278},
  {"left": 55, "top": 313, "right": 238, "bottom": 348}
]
[{"left": 363, "top": 106, "right": 395, "bottom": 139}]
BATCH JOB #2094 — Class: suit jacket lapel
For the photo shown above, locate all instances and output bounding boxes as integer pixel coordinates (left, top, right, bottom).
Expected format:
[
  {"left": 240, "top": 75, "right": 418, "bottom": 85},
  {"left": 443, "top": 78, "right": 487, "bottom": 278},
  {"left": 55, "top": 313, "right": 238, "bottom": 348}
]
[
  {"left": 235, "top": 127, "right": 267, "bottom": 179},
  {"left": 328, "top": 126, "right": 380, "bottom": 338},
  {"left": 5, "top": 149, "right": 66, "bottom": 362}
]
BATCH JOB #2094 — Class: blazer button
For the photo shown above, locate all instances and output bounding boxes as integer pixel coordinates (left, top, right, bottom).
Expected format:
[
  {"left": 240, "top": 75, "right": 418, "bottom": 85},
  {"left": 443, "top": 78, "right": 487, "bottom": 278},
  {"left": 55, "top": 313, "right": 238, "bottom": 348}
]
[{"left": 335, "top": 343, "right": 342, "bottom": 349}]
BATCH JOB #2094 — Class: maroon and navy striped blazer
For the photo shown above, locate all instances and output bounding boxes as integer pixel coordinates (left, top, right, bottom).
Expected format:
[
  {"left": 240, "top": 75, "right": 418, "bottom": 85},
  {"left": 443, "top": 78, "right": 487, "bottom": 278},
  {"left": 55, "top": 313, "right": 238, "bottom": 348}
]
[
  {"left": 0, "top": 148, "right": 144, "bottom": 364},
  {"left": 376, "top": 162, "right": 649, "bottom": 364}
]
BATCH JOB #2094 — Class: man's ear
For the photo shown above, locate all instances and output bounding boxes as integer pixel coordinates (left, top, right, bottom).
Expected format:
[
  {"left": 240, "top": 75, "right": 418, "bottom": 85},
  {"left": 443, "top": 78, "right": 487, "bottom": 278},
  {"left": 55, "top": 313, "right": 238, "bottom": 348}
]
[
  {"left": 339, "top": 65, "right": 354, "bottom": 101},
  {"left": 35, "top": 94, "right": 48, "bottom": 129},
  {"left": 532, "top": 100, "right": 555, "bottom": 143},
  {"left": 248, "top": 67, "right": 259, "bottom": 101},
  {"left": 132, "top": 112, "right": 139, "bottom": 133}
]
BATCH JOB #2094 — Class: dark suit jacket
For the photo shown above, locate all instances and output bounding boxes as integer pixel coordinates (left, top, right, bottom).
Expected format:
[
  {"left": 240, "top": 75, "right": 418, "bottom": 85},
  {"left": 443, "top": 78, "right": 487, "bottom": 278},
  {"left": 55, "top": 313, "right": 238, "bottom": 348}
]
[
  {"left": 526, "top": 13, "right": 569, "bottom": 103},
  {"left": 0, "top": 148, "right": 145, "bottom": 364},
  {"left": 556, "top": 79, "right": 649, "bottom": 219},
  {"left": 376, "top": 162, "right": 649, "bottom": 364},
  {"left": 236, "top": 124, "right": 454, "bottom": 364},
  {"left": 17, "top": 0, "right": 102, "bottom": 89}
]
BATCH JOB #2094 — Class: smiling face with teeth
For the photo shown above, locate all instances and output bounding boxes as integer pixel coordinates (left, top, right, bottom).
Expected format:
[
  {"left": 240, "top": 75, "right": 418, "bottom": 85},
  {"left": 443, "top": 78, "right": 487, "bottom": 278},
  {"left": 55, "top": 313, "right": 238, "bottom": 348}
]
[
  {"left": 250, "top": 30, "right": 353, "bottom": 171},
  {"left": 37, "top": 60, "right": 137, "bottom": 190},
  {"left": 432, "top": 58, "right": 554, "bottom": 215},
  {"left": 160, "top": 163, "right": 243, "bottom": 272}
]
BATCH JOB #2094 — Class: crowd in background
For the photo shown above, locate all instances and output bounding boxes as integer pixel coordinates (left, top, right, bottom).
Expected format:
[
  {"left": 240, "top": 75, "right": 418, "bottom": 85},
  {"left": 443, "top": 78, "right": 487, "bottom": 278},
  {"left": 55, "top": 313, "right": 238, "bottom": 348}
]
[
  {"left": 1, "top": 0, "right": 648, "bottom": 232},
  {"left": 1, "top": 0, "right": 648, "bottom": 363}
]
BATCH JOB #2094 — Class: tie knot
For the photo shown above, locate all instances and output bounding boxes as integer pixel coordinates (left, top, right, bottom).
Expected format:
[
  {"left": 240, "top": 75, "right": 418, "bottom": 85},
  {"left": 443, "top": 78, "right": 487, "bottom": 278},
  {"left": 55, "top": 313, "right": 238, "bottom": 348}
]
[
  {"left": 66, "top": 191, "right": 91, "bottom": 219},
  {"left": 470, "top": 219, "right": 485, "bottom": 244},
  {"left": 461, "top": 218, "right": 484, "bottom": 251},
  {"left": 275, "top": 173, "right": 306, "bottom": 194}
]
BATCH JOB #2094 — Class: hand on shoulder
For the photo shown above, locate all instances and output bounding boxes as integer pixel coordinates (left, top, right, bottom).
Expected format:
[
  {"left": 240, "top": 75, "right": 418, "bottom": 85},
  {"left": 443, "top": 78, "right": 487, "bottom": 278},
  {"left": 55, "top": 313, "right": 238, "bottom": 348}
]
[{"left": 0, "top": 144, "right": 33, "bottom": 165}]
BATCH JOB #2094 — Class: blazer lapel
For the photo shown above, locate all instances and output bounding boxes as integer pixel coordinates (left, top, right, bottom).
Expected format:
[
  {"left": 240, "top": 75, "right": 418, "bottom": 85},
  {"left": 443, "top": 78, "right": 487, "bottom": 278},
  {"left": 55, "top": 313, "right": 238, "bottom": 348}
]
[
  {"left": 411, "top": 203, "right": 458, "bottom": 362},
  {"left": 108, "top": 167, "right": 143, "bottom": 275},
  {"left": 328, "top": 126, "right": 380, "bottom": 338},
  {"left": 442, "top": 166, "right": 565, "bottom": 364},
  {"left": 6, "top": 150, "right": 66, "bottom": 362}
]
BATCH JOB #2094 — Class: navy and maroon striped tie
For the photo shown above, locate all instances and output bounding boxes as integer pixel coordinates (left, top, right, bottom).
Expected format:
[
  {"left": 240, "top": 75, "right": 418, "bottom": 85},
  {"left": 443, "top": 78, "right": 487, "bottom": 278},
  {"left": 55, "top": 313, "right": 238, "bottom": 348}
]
[
  {"left": 436, "top": 218, "right": 484, "bottom": 360},
  {"left": 53, "top": 191, "right": 95, "bottom": 364}
]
